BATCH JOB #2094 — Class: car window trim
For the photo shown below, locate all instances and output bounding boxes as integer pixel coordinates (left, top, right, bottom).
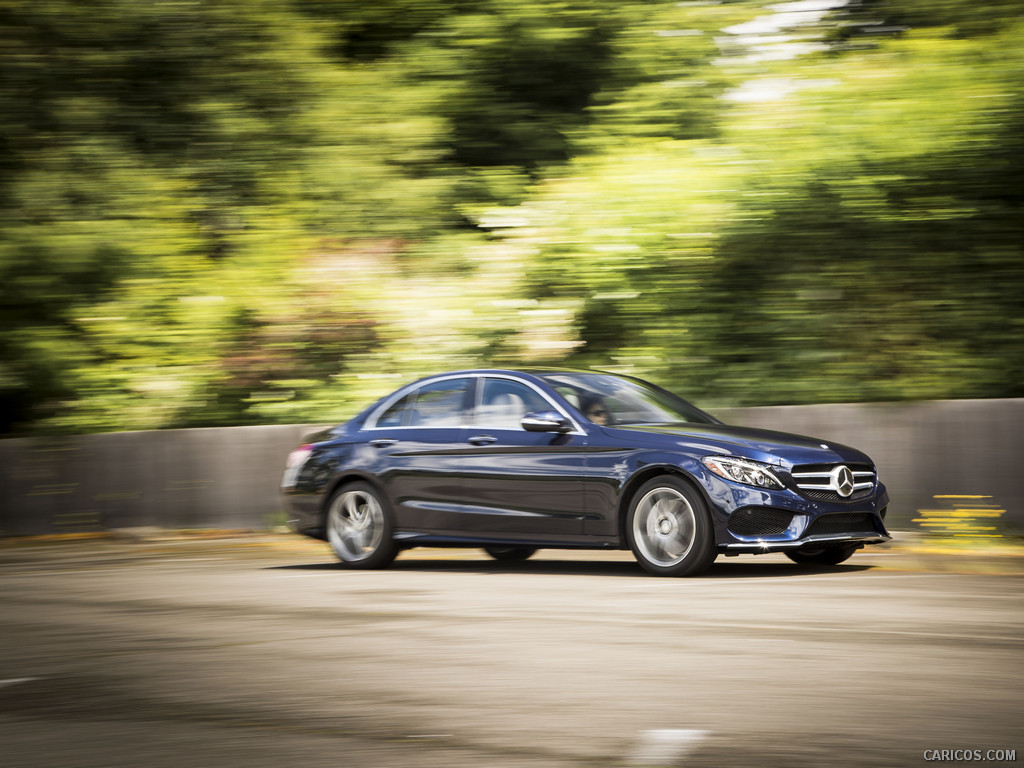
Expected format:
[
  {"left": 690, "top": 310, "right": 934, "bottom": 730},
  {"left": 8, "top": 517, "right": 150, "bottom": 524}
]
[{"left": 365, "top": 373, "right": 585, "bottom": 435}]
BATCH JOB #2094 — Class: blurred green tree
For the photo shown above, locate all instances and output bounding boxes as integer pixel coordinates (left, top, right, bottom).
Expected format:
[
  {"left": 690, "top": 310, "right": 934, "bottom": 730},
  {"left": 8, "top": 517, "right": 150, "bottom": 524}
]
[{"left": 1, "top": 0, "right": 1022, "bottom": 434}]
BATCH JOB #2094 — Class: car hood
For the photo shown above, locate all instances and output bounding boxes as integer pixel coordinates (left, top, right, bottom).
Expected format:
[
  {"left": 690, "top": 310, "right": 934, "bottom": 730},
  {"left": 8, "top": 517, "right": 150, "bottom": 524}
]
[{"left": 606, "top": 423, "right": 872, "bottom": 468}]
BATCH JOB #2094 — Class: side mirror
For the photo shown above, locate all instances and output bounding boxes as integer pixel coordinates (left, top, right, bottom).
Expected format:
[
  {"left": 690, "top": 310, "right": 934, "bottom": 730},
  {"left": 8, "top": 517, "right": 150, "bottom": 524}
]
[{"left": 522, "top": 410, "right": 573, "bottom": 433}]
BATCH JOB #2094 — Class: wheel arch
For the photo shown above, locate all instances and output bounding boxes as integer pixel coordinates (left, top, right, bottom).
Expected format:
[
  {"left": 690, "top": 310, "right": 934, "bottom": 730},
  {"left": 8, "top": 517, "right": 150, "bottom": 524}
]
[{"left": 616, "top": 464, "right": 714, "bottom": 546}]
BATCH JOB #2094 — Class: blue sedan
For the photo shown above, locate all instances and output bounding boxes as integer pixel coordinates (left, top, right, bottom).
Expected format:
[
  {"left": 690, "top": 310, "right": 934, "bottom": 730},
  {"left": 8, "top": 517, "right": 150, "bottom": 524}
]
[{"left": 281, "top": 369, "right": 890, "bottom": 576}]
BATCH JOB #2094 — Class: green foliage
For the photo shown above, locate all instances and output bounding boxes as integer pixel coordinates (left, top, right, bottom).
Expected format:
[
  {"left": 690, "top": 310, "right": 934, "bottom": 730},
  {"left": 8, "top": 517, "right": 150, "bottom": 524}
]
[
  {"left": 502, "top": 5, "right": 1024, "bottom": 406},
  {"left": 835, "top": 0, "right": 1024, "bottom": 39},
  {"left": 1, "top": 0, "right": 1023, "bottom": 434}
]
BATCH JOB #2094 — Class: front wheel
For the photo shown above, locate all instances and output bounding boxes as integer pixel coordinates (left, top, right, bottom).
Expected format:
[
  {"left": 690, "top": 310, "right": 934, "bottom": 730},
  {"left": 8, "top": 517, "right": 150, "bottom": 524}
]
[
  {"left": 785, "top": 545, "right": 858, "bottom": 566},
  {"left": 325, "top": 482, "right": 398, "bottom": 569},
  {"left": 627, "top": 476, "right": 717, "bottom": 577}
]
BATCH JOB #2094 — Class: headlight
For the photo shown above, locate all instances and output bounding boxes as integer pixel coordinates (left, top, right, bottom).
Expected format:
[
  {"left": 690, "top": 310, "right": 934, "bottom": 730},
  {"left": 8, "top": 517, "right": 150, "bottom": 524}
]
[{"left": 702, "top": 456, "right": 784, "bottom": 490}]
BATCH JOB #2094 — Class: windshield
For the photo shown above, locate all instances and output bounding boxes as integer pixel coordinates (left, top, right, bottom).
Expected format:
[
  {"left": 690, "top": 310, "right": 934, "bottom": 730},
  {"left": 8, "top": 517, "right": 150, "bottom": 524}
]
[{"left": 537, "top": 372, "right": 719, "bottom": 426}]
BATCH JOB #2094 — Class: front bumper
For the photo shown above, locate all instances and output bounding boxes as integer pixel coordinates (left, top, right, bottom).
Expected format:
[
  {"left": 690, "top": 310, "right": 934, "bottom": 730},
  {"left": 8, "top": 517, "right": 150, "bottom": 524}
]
[
  {"left": 711, "top": 479, "right": 891, "bottom": 554},
  {"left": 722, "top": 531, "right": 891, "bottom": 553}
]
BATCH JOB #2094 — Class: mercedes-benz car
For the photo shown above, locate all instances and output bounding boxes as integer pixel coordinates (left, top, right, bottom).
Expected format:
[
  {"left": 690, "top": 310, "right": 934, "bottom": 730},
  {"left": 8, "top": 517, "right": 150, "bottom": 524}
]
[{"left": 281, "top": 369, "right": 890, "bottom": 576}]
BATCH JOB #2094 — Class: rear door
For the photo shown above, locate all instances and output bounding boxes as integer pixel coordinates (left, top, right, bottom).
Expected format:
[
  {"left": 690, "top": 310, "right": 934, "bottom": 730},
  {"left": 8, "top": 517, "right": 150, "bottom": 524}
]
[{"left": 362, "top": 376, "right": 472, "bottom": 532}]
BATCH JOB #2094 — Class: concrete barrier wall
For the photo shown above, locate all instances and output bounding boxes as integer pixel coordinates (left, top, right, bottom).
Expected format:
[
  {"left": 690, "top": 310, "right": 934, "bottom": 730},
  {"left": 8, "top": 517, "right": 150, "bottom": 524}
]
[
  {"left": 0, "top": 425, "right": 320, "bottom": 536},
  {"left": 1, "top": 400, "right": 1021, "bottom": 537}
]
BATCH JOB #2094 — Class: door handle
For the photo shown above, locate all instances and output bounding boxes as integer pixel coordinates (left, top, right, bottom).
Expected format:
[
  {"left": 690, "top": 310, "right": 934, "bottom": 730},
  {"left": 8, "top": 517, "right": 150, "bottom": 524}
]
[
  {"left": 369, "top": 438, "right": 398, "bottom": 448},
  {"left": 468, "top": 435, "right": 498, "bottom": 445}
]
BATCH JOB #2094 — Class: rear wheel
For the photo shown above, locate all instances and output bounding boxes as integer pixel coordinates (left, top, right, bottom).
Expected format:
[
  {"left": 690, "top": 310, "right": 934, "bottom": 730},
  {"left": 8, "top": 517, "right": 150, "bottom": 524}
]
[
  {"left": 483, "top": 546, "right": 537, "bottom": 562},
  {"left": 627, "top": 476, "right": 716, "bottom": 577},
  {"left": 786, "top": 545, "right": 858, "bottom": 566},
  {"left": 325, "top": 482, "right": 398, "bottom": 569}
]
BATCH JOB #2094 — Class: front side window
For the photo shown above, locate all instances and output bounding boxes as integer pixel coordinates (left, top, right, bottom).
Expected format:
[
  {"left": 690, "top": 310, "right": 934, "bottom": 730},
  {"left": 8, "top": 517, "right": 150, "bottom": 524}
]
[
  {"left": 538, "top": 372, "right": 719, "bottom": 426},
  {"left": 473, "top": 378, "right": 552, "bottom": 429}
]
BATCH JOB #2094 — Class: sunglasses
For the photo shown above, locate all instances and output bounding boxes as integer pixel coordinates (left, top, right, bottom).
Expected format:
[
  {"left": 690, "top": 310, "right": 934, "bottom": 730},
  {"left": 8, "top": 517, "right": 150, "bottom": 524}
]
[{"left": 587, "top": 409, "right": 607, "bottom": 417}]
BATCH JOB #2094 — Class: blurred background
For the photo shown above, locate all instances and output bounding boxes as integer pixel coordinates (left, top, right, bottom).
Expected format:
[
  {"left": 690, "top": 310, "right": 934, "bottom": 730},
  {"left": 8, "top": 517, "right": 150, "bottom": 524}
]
[
  {"left": 2, "top": 0, "right": 1022, "bottom": 437},
  {"left": 1, "top": 8, "right": 1022, "bottom": 766}
]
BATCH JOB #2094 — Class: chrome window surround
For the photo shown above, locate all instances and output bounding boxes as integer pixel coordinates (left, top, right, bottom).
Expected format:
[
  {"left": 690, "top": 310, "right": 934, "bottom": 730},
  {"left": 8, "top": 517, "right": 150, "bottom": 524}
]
[
  {"left": 364, "top": 373, "right": 585, "bottom": 435},
  {"left": 365, "top": 374, "right": 474, "bottom": 430}
]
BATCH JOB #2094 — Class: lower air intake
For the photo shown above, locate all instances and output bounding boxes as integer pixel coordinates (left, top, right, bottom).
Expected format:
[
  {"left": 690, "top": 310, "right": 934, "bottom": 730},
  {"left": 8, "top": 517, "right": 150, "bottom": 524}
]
[
  {"left": 804, "top": 512, "right": 877, "bottom": 537},
  {"left": 728, "top": 508, "right": 794, "bottom": 537}
]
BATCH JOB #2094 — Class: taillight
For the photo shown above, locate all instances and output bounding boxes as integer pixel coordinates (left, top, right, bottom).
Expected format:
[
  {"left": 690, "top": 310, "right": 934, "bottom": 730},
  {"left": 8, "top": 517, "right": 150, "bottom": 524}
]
[
  {"left": 282, "top": 444, "right": 314, "bottom": 489},
  {"left": 286, "top": 444, "right": 314, "bottom": 468}
]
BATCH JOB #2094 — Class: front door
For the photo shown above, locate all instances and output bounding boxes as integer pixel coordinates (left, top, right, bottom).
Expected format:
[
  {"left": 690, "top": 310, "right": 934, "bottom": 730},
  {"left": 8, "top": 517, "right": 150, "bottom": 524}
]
[{"left": 455, "top": 376, "right": 587, "bottom": 538}]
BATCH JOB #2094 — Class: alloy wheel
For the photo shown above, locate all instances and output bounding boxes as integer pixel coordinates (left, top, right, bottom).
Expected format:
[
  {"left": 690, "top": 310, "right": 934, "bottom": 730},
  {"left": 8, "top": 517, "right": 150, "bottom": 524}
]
[
  {"left": 632, "top": 486, "right": 696, "bottom": 567},
  {"left": 327, "top": 489, "right": 385, "bottom": 562}
]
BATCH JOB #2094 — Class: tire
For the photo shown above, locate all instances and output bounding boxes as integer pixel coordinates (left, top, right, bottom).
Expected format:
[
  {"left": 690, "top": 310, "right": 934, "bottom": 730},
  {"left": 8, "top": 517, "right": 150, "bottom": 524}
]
[
  {"left": 626, "top": 476, "right": 717, "bottom": 577},
  {"left": 483, "top": 546, "right": 538, "bottom": 562},
  {"left": 785, "top": 545, "right": 858, "bottom": 566},
  {"left": 325, "top": 482, "right": 399, "bottom": 569}
]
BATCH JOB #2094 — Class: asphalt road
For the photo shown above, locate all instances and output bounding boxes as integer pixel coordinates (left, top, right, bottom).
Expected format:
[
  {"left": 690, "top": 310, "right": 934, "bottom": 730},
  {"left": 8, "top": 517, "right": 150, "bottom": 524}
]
[{"left": 1, "top": 537, "right": 1021, "bottom": 768}]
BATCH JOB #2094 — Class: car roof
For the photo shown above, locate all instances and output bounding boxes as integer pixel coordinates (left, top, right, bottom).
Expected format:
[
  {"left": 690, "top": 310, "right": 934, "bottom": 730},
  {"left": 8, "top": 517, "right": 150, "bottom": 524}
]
[{"left": 412, "top": 367, "right": 604, "bottom": 378}]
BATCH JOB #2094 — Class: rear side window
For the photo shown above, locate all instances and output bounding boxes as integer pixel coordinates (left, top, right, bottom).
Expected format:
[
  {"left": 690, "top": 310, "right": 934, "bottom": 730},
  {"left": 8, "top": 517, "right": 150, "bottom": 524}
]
[
  {"left": 376, "top": 393, "right": 414, "bottom": 428},
  {"left": 413, "top": 378, "right": 471, "bottom": 426},
  {"left": 374, "top": 377, "right": 472, "bottom": 428}
]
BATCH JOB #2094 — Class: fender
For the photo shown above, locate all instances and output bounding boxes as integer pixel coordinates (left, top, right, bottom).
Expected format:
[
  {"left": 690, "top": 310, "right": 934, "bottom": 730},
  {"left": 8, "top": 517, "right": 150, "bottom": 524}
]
[{"left": 583, "top": 446, "right": 722, "bottom": 540}]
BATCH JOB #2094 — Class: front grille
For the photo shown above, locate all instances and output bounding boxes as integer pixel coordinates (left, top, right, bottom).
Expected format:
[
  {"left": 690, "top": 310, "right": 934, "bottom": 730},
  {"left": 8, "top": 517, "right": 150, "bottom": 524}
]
[
  {"left": 802, "top": 488, "right": 874, "bottom": 502},
  {"left": 791, "top": 462, "right": 875, "bottom": 501},
  {"left": 804, "top": 512, "right": 877, "bottom": 537},
  {"left": 728, "top": 508, "right": 794, "bottom": 537}
]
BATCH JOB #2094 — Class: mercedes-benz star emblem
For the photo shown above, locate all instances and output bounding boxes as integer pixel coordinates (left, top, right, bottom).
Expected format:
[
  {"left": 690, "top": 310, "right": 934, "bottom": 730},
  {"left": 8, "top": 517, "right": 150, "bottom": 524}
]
[{"left": 833, "top": 465, "right": 855, "bottom": 497}]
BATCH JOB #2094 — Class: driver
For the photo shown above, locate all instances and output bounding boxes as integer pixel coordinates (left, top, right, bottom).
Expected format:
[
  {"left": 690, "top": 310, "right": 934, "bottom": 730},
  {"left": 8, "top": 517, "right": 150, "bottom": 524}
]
[{"left": 580, "top": 395, "right": 611, "bottom": 426}]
